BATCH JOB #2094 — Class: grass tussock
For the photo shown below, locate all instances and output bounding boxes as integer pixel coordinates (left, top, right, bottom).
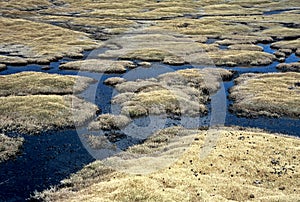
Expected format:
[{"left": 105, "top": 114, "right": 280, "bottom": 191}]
[
  {"left": 0, "top": 71, "right": 95, "bottom": 96},
  {"left": 271, "top": 39, "right": 300, "bottom": 50},
  {"left": 228, "top": 44, "right": 264, "bottom": 51},
  {"left": 0, "top": 95, "right": 98, "bottom": 134},
  {"left": 100, "top": 32, "right": 207, "bottom": 65},
  {"left": 112, "top": 68, "right": 232, "bottom": 117},
  {"left": 218, "top": 35, "right": 273, "bottom": 45},
  {"left": 208, "top": 50, "right": 275, "bottom": 66},
  {"left": 0, "top": 64, "right": 6, "bottom": 71},
  {"left": 88, "top": 114, "right": 131, "bottom": 131},
  {"left": 277, "top": 62, "right": 300, "bottom": 72},
  {"left": 229, "top": 72, "right": 300, "bottom": 118},
  {"left": 261, "top": 26, "right": 300, "bottom": 39},
  {"left": 0, "top": 55, "right": 28, "bottom": 66},
  {"left": 0, "top": 17, "right": 99, "bottom": 64},
  {"left": 104, "top": 77, "right": 127, "bottom": 86},
  {"left": 0, "top": 134, "right": 24, "bottom": 163},
  {"left": 33, "top": 127, "right": 300, "bottom": 201},
  {"left": 60, "top": 59, "right": 135, "bottom": 73},
  {"left": 83, "top": 134, "right": 117, "bottom": 151},
  {"left": 120, "top": 48, "right": 174, "bottom": 62},
  {"left": 0, "top": 0, "right": 51, "bottom": 10}
]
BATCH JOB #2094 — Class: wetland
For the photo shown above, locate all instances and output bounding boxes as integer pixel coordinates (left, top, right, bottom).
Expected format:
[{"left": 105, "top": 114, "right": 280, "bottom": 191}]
[{"left": 0, "top": 0, "right": 299, "bottom": 201}]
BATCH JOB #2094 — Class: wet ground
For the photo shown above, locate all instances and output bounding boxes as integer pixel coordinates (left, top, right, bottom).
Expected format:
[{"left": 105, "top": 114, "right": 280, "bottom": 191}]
[{"left": 0, "top": 40, "right": 299, "bottom": 201}]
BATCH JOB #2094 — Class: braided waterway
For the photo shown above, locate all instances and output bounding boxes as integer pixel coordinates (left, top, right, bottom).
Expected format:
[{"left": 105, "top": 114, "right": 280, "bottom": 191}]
[{"left": 0, "top": 41, "right": 299, "bottom": 201}]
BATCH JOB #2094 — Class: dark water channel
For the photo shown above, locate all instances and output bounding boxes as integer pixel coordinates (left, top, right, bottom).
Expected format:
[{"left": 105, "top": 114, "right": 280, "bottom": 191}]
[{"left": 0, "top": 42, "right": 299, "bottom": 201}]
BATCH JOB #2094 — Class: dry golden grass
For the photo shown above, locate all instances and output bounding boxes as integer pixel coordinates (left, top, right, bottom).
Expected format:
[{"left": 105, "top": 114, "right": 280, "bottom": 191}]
[
  {"left": 0, "top": 64, "right": 6, "bottom": 71},
  {"left": 261, "top": 27, "right": 300, "bottom": 39},
  {"left": 112, "top": 68, "right": 232, "bottom": 117},
  {"left": 0, "top": 17, "right": 99, "bottom": 64},
  {"left": 228, "top": 44, "right": 264, "bottom": 51},
  {"left": 230, "top": 72, "right": 300, "bottom": 118},
  {"left": 208, "top": 50, "right": 275, "bottom": 66},
  {"left": 277, "top": 62, "right": 300, "bottom": 72},
  {"left": 218, "top": 35, "right": 273, "bottom": 45},
  {"left": 155, "top": 17, "right": 253, "bottom": 37},
  {"left": 100, "top": 32, "right": 208, "bottom": 65},
  {"left": 0, "top": 95, "right": 98, "bottom": 134},
  {"left": 83, "top": 134, "right": 118, "bottom": 151},
  {"left": 0, "top": 0, "right": 50, "bottom": 10},
  {"left": 120, "top": 49, "right": 174, "bottom": 62},
  {"left": 60, "top": 59, "right": 135, "bottom": 73},
  {"left": 36, "top": 15, "right": 135, "bottom": 36},
  {"left": 33, "top": 127, "right": 300, "bottom": 201},
  {"left": 88, "top": 114, "right": 131, "bottom": 131},
  {"left": 271, "top": 39, "right": 300, "bottom": 50},
  {"left": 202, "top": 4, "right": 262, "bottom": 16},
  {"left": 104, "top": 77, "right": 127, "bottom": 86},
  {"left": 0, "top": 134, "right": 24, "bottom": 163},
  {"left": 0, "top": 71, "right": 95, "bottom": 96},
  {"left": 0, "top": 55, "right": 28, "bottom": 66}
]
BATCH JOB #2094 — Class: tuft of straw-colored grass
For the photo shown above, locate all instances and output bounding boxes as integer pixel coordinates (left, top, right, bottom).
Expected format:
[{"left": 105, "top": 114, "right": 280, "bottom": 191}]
[
  {"left": 229, "top": 72, "right": 300, "bottom": 118},
  {"left": 88, "top": 114, "right": 131, "bottom": 131},
  {"left": 113, "top": 68, "right": 232, "bottom": 117},
  {"left": 277, "top": 62, "right": 300, "bottom": 72},
  {"left": 0, "top": 95, "right": 98, "bottom": 134},
  {"left": 0, "top": 17, "right": 99, "bottom": 64},
  {"left": 0, "top": 71, "right": 95, "bottom": 96},
  {"left": 0, "top": 134, "right": 24, "bottom": 163},
  {"left": 60, "top": 59, "right": 135, "bottom": 73}
]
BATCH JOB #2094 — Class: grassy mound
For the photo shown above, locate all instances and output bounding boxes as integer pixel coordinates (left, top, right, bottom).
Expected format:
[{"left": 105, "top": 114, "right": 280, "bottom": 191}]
[
  {"left": 277, "top": 62, "right": 300, "bottom": 72},
  {"left": 112, "top": 68, "right": 232, "bottom": 117},
  {"left": 229, "top": 72, "right": 300, "bottom": 118},
  {"left": 0, "top": 95, "right": 98, "bottom": 134},
  {"left": 0, "top": 17, "right": 99, "bottom": 64},
  {"left": 0, "top": 134, "right": 24, "bottom": 163},
  {"left": 88, "top": 114, "right": 131, "bottom": 131},
  {"left": 33, "top": 127, "right": 300, "bottom": 201},
  {"left": 0, "top": 64, "right": 6, "bottom": 71},
  {"left": 104, "top": 77, "right": 127, "bottom": 86},
  {"left": 60, "top": 59, "right": 136, "bottom": 73},
  {"left": 0, "top": 71, "right": 95, "bottom": 96}
]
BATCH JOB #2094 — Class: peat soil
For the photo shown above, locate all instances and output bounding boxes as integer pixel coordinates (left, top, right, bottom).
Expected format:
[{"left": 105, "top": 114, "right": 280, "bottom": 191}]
[{"left": 0, "top": 41, "right": 299, "bottom": 201}]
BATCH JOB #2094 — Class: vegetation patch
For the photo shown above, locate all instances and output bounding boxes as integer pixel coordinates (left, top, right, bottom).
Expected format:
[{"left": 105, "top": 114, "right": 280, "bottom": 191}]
[
  {"left": 88, "top": 114, "right": 131, "bottom": 131},
  {"left": 277, "top": 62, "right": 300, "bottom": 72},
  {"left": 229, "top": 72, "right": 300, "bottom": 118},
  {"left": 0, "top": 71, "right": 95, "bottom": 96},
  {"left": 33, "top": 127, "right": 300, "bottom": 201},
  {"left": 112, "top": 68, "right": 232, "bottom": 117},
  {"left": 271, "top": 39, "right": 300, "bottom": 50},
  {"left": 0, "top": 64, "right": 6, "bottom": 71},
  {"left": 0, "top": 134, "right": 24, "bottom": 163},
  {"left": 0, "top": 95, "right": 98, "bottom": 134},
  {"left": 60, "top": 59, "right": 135, "bottom": 73},
  {"left": 228, "top": 44, "right": 263, "bottom": 51},
  {"left": 83, "top": 134, "right": 117, "bottom": 151},
  {"left": 208, "top": 50, "right": 275, "bottom": 66},
  {"left": 104, "top": 77, "right": 126, "bottom": 86},
  {"left": 261, "top": 26, "right": 300, "bottom": 40},
  {"left": 0, "top": 17, "right": 99, "bottom": 64},
  {"left": 120, "top": 49, "right": 173, "bottom": 62},
  {"left": 296, "top": 49, "right": 300, "bottom": 56}
]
